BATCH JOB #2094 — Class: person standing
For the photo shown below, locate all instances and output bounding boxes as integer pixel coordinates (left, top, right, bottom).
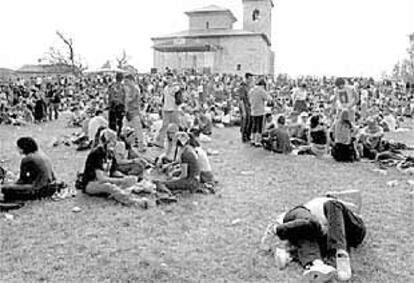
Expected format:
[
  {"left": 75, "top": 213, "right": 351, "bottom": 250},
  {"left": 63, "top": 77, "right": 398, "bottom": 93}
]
[
  {"left": 49, "top": 85, "right": 61, "bottom": 120},
  {"left": 333, "top": 78, "right": 358, "bottom": 123},
  {"left": 292, "top": 83, "right": 308, "bottom": 113},
  {"left": 107, "top": 72, "right": 126, "bottom": 138},
  {"left": 155, "top": 72, "right": 181, "bottom": 147},
  {"left": 124, "top": 74, "right": 145, "bottom": 152},
  {"left": 249, "top": 79, "right": 268, "bottom": 147},
  {"left": 238, "top": 73, "right": 254, "bottom": 143}
]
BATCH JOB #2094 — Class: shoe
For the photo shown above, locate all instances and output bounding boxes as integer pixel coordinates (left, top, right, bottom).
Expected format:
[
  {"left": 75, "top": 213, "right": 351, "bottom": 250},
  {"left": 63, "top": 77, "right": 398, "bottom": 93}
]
[
  {"left": 303, "top": 260, "right": 336, "bottom": 283},
  {"left": 336, "top": 250, "right": 352, "bottom": 281},
  {"left": 275, "top": 248, "right": 292, "bottom": 269},
  {"left": 0, "top": 201, "right": 25, "bottom": 212},
  {"left": 156, "top": 195, "right": 178, "bottom": 205}
]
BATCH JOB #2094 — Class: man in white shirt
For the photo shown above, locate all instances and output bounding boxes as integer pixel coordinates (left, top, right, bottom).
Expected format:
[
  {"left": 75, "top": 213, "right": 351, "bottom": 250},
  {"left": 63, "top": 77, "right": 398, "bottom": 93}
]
[{"left": 333, "top": 78, "right": 358, "bottom": 123}]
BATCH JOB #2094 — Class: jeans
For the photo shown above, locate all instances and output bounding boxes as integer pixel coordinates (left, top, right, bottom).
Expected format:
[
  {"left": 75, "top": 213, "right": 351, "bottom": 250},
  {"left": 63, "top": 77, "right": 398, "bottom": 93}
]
[
  {"left": 240, "top": 112, "right": 251, "bottom": 141},
  {"left": 165, "top": 177, "right": 199, "bottom": 193},
  {"left": 109, "top": 105, "right": 125, "bottom": 138},
  {"left": 277, "top": 200, "right": 366, "bottom": 267},
  {"left": 127, "top": 114, "right": 144, "bottom": 150},
  {"left": 85, "top": 181, "right": 136, "bottom": 206},
  {"left": 48, "top": 103, "right": 60, "bottom": 120}
]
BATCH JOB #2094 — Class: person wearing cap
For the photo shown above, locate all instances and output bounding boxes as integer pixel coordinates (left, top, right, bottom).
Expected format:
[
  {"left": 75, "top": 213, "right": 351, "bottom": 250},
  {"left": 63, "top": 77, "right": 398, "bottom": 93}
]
[
  {"left": 155, "top": 72, "right": 181, "bottom": 147},
  {"left": 156, "top": 132, "right": 200, "bottom": 193},
  {"left": 80, "top": 129, "right": 146, "bottom": 207},
  {"left": 124, "top": 74, "right": 145, "bottom": 152},
  {"left": 249, "top": 78, "right": 268, "bottom": 147},
  {"left": 359, "top": 117, "right": 384, "bottom": 160},
  {"left": 237, "top": 73, "right": 254, "bottom": 143},
  {"left": 107, "top": 72, "right": 126, "bottom": 138}
]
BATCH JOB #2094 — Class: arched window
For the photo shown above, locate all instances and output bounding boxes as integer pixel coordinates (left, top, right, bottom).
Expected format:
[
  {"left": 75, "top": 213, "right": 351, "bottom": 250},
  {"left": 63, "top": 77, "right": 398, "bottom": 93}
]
[
  {"left": 252, "top": 9, "right": 260, "bottom": 22},
  {"left": 206, "top": 21, "right": 210, "bottom": 29},
  {"left": 236, "top": 64, "right": 241, "bottom": 71}
]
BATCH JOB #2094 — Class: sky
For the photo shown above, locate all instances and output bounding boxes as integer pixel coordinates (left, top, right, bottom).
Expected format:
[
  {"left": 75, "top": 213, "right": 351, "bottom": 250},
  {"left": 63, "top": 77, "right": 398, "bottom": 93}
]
[{"left": 0, "top": 0, "right": 412, "bottom": 77}]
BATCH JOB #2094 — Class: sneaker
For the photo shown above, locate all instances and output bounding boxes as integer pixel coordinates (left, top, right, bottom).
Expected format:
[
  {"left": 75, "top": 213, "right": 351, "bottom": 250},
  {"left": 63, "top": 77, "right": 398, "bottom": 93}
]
[
  {"left": 303, "top": 260, "right": 336, "bottom": 283},
  {"left": 336, "top": 250, "right": 352, "bottom": 281},
  {"left": 275, "top": 248, "right": 292, "bottom": 269}
]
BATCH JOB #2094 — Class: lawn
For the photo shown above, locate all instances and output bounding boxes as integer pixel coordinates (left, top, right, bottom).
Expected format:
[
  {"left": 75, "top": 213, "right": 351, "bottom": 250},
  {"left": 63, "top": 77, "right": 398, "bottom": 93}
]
[{"left": 0, "top": 116, "right": 413, "bottom": 283}]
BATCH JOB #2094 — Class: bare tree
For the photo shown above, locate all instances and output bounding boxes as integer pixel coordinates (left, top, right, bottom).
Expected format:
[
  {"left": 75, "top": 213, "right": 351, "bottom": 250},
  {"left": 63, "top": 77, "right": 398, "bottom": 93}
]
[
  {"left": 42, "top": 30, "right": 87, "bottom": 76},
  {"left": 116, "top": 50, "right": 130, "bottom": 69}
]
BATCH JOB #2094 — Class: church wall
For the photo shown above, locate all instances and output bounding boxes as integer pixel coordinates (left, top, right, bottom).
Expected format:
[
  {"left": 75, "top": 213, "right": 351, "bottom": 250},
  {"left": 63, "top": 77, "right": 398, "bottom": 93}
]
[
  {"left": 189, "top": 13, "right": 234, "bottom": 30},
  {"left": 153, "top": 35, "right": 274, "bottom": 75},
  {"left": 217, "top": 36, "right": 273, "bottom": 75}
]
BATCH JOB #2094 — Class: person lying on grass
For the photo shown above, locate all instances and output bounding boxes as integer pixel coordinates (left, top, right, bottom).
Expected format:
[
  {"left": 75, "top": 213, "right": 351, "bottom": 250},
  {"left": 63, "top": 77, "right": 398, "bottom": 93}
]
[
  {"left": 0, "top": 137, "right": 56, "bottom": 202},
  {"left": 80, "top": 128, "right": 148, "bottom": 207},
  {"left": 260, "top": 190, "right": 365, "bottom": 283}
]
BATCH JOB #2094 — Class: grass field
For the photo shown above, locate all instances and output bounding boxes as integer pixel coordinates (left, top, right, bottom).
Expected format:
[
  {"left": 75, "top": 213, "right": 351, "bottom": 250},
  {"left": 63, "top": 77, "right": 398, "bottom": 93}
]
[{"left": 1, "top": 117, "right": 413, "bottom": 283}]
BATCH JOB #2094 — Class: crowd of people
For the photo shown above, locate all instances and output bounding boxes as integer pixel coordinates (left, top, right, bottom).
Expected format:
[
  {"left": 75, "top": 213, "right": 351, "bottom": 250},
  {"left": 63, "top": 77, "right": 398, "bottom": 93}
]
[{"left": 1, "top": 70, "right": 413, "bottom": 283}]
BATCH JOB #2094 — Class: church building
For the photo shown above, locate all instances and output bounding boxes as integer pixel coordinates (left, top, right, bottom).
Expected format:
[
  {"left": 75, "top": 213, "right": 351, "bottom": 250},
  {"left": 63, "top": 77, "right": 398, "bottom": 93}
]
[{"left": 151, "top": 0, "right": 275, "bottom": 75}]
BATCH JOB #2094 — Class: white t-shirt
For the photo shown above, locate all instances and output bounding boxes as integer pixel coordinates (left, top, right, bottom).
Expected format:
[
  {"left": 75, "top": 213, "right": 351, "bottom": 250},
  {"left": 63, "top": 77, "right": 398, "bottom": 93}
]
[
  {"left": 195, "top": 147, "right": 212, "bottom": 172},
  {"left": 88, "top": 116, "right": 108, "bottom": 141},
  {"left": 292, "top": 88, "right": 307, "bottom": 101},
  {"left": 360, "top": 89, "right": 369, "bottom": 104},
  {"left": 383, "top": 114, "right": 397, "bottom": 131}
]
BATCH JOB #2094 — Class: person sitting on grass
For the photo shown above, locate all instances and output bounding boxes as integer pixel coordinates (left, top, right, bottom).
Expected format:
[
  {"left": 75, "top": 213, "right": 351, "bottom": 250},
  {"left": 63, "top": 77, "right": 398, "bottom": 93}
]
[
  {"left": 263, "top": 115, "right": 292, "bottom": 154},
  {"left": 331, "top": 110, "right": 359, "bottom": 162},
  {"left": 298, "top": 115, "right": 330, "bottom": 157},
  {"left": 188, "top": 132, "right": 216, "bottom": 193},
  {"left": 192, "top": 108, "right": 213, "bottom": 136},
  {"left": 110, "top": 127, "right": 150, "bottom": 181},
  {"left": 359, "top": 117, "right": 384, "bottom": 160},
  {"left": 80, "top": 128, "right": 148, "bottom": 207},
  {"left": 0, "top": 137, "right": 56, "bottom": 202},
  {"left": 155, "top": 123, "right": 180, "bottom": 169},
  {"left": 155, "top": 132, "right": 200, "bottom": 194},
  {"left": 260, "top": 190, "right": 365, "bottom": 283}
]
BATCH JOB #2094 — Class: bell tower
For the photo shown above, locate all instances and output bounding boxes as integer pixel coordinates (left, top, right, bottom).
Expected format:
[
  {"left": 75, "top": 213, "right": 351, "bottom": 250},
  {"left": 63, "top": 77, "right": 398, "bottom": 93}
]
[{"left": 243, "top": 0, "right": 273, "bottom": 43}]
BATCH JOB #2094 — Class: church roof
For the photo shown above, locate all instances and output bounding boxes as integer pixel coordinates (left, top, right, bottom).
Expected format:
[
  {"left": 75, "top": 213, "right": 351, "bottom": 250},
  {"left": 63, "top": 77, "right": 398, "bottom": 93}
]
[
  {"left": 185, "top": 5, "right": 231, "bottom": 14},
  {"left": 185, "top": 5, "right": 237, "bottom": 22},
  {"left": 152, "top": 29, "right": 271, "bottom": 46}
]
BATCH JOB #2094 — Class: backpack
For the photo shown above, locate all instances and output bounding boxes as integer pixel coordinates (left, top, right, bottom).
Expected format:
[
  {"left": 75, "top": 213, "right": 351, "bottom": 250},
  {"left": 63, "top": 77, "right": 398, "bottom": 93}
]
[{"left": 75, "top": 172, "right": 86, "bottom": 191}]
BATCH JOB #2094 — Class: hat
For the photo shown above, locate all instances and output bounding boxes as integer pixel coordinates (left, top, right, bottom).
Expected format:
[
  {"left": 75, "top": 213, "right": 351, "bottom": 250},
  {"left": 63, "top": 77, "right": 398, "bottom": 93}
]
[
  {"left": 100, "top": 129, "right": 117, "bottom": 144},
  {"left": 175, "top": 132, "right": 190, "bottom": 145},
  {"left": 363, "top": 118, "right": 381, "bottom": 135},
  {"left": 167, "top": 123, "right": 179, "bottom": 134}
]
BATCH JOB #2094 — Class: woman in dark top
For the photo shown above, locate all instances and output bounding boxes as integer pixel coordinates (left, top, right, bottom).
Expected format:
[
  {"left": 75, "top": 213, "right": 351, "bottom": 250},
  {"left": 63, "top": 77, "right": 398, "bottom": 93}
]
[{"left": 1, "top": 137, "right": 55, "bottom": 200}]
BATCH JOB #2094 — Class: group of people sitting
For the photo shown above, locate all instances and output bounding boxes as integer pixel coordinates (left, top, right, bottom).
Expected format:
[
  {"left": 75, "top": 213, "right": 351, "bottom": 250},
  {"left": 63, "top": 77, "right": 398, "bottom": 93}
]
[{"left": 248, "top": 78, "right": 413, "bottom": 165}]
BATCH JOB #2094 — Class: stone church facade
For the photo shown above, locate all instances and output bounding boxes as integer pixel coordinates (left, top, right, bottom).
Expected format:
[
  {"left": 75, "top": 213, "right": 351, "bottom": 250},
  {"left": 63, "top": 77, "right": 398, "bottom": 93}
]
[{"left": 151, "top": 0, "right": 274, "bottom": 75}]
